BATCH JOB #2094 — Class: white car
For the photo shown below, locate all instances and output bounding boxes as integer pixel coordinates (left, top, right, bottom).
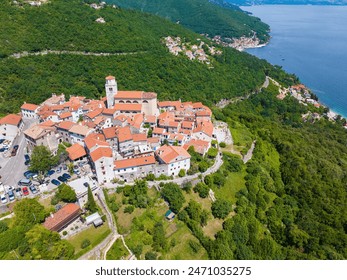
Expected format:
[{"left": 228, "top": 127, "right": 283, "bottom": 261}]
[{"left": 1, "top": 194, "right": 7, "bottom": 204}]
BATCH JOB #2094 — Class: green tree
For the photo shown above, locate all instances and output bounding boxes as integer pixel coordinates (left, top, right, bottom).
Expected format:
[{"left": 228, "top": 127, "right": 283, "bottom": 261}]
[
  {"left": 85, "top": 186, "right": 98, "bottom": 213},
  {"left": 0, "top": 221, "right": 8, "bottom": 233},
  {"left": 178, "top": 169, "right": 186, "bottom": 177},
  {"left": 145, "top": 251, "right": 157, "bottom": 260},
  {"left": 207, "top": 147, "right": 218, "bottom": 158},
  {"left": 13, "top": 199, "right": 47, "bottom": 228},
  {"left": 147, "top": 128, "right": 153, "bottom": 138},
  {"left": 29, "top": 145, "right": 58, "bottom": 173},
  {"left": 152, "top": 222, "right": 167, "bottom": 251},
  {"left": 193, "top": 182, "right": 209, "bottom": 198},
  {"left": 56, "top": 184, "right": 77, "bottom": 203},
  {"left": 161, "top": 183, "right": 185, "bottom": 213},
  {"left": 26, "top": 225, "right": 74, "bottom": 260},
  {"left": 211, "top": 199, "right": 232, "bottom": 219}
]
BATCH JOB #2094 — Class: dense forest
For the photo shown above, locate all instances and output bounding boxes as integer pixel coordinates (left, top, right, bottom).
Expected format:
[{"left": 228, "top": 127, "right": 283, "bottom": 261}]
[
  {"left": 0, "top": 0, "right": 288, "bottom": 115},
  {"left": 179, "top": 84, "right": 347, "bottom": 259},
  {"left": 107, "top": 0, "right": 270, "bottom": 42}
]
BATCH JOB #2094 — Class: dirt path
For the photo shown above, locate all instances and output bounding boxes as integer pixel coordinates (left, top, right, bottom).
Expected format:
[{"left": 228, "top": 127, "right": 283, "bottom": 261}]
[
  {"left": 243, "top": 140, "right": 256, "bottom": 164},
  {"left": 7, "top": 50, "right": 146, "bottom": 59}
]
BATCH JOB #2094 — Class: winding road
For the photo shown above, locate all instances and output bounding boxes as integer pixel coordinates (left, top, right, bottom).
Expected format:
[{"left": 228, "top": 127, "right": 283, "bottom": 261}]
[{"left": 78, "top": 188, "right": 134, "bottom": 260}]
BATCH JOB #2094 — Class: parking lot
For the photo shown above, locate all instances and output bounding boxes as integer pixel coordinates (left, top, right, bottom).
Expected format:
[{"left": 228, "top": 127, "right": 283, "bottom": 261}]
[{"left": 0, "top": 160, "right": 93, "bottom": 206}]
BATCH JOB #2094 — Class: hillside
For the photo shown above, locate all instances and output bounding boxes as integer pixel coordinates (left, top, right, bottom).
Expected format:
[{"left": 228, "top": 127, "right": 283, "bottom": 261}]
[
  {"left": 107, "top": 0, "right": 270, "bottom": 42},
  {"left": 0, "top": 0, "right": 290, "bottom": 115},
  {"left": 226, "top": 0, "right": 347, "bottom": 5}
]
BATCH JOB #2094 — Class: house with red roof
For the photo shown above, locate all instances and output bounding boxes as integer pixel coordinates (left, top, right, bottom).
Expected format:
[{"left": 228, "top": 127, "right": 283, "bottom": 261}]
[
  {"left": 43, "top": 203, "right": 81, "bottom": 232},
  {"left": 90, "top": 146, "right": 114, "bottom": 183},
  {"left": 66, "top": 143, "right": 87, "bottom": 161},
  {"left": 155, "top": 145, "right": 191, "bottom": 176},
  {"left": 21, "top": 102, "right": 40, "bottom": 119},
  {"left": 114, "top": 155, "right": 156, "bottom": 181},
  {"left": 0, "top": 114, "right": 23, "bottom": 139}
]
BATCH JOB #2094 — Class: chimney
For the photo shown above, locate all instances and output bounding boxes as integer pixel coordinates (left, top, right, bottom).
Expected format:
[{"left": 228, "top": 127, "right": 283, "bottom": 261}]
[{"left": 50, "top": 213, "right": 54, "bottom": 218}]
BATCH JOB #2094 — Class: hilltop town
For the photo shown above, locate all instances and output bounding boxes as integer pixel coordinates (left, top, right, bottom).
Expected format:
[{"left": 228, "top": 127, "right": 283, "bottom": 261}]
[{"left": 0, "top": 75, "right": 217, "bottom": 186}]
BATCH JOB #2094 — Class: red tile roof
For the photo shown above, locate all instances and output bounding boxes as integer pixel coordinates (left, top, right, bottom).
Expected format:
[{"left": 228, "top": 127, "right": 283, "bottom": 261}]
[
  {"left": 117, "top": 126, "right": 132, "bottom": 143},
  {"left": 0, "top": 114, "right": 22, "bottom": 126},
  {"left": 115, "top": 91, "right": 157, "bottom": 100},
  {"left": 102, "top": 127, "right": 118, "bottom": 139},
  {"left": 21, "top": 103, "right": 39, "bottom": 111},
  {"left": 114, "top": 103, "right": 142, "bottom": 111},
  {"left": 114, "top": 155, "right": 155, "bottom": 170},
  {"left": 132, "top": 133, "right": 147, "bottom": 142},
  {"left": 84, "top": 133, "right": 108, "bottom": 150},
  {"left": 183, "top": 139, "right": 210, "bottom": 155},
  {"left": 90, "top": 147, "right": 113, "bottom": 162},
  {"left": 106, "top": 75, "right": 115, "bottom": 80},
  {"left": 59, "top": 112, "right": 72, "bottom": 119},
  {"left": 39, "top": 120, "right": 56, "bottom": 127},
  {"left": 57, "top": 121, "right": 75, "bottom": 131},
  {"left": 86, "top": 108, "right": 103, "bottom": 119},
  {"left": 193, "top": 121, "right": 214, "bottom": 137},
  {"left": 153, "top": 127, "right": 165, "bottom": 135},
  {"left": 43, "top": 203, "right": 80, "bottom": 231},
  {"left": 155, "top": 145, "right": 190, "bottom": 164},
  {"left": 66, "top": 143, "right": 87, "bottom": 160}
]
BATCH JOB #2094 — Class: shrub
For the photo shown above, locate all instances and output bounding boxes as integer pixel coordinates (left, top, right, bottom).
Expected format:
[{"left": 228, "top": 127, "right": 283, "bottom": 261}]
[
  {"left": 124, "top": 205, "right": 135, "bottom": 214},
  {"left": 193, "top": 182, "right": 209, "bottom": 198},
  {"left": 62, "top": 231, "right": 68, "bottom": 236},
  {"left": 178, "top": 169, "right": 186, "bottom": 177},
  {"left": 219, "top": 142, "right": 226, "bottom": 148},
  {"left": 81, "top": 239, "right": 91, "bottom": 249}
]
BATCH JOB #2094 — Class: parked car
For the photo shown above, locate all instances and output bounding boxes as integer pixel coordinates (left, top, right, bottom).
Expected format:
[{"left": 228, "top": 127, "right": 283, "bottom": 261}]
[
  {"left": 29, "top": 185, "right": 38, "bottom": 194},
  {"left": 0, "top": 194, "right": 7, "bottom": 204},
  {"left": 24, "top": 171, "right": 37, "bottom": 179},
  {"left": 15, "top": 188, "right": 22, "bottom": 198},
  {"left": 24, "top": 154, "right": 30, "bottom": 161},
  {"left": 11, "top": 148, "right": 17, "bottom": 157},
  {"left": 57, "top": 176, "right": 67, "bottom": 183},
  {"left": 8, "top": 190, "right": 15, "bottom": 201},
  {"left": 22, "top": 187, "right": 29, "bottom": 196},
  {"left": 13, "top": 145, "right": 19, "bottom": 150},
  {"left": 56, "top": 167, "right": 62, "bottom": 173},
  {"left": 0, "top": 148, "right": 5, "bottom": 152},
  {"left": 75, "top": 169, "right": 81, "bottom": 175},
  {"left": 47, "top": 169, "right": 55, "bottom": 176},
  {"left": 18, "top": 178, "right": 32, "bottom": 186},
  {"left": 0, "top": 139, "right": 5, "bottom": 144},
  {"left": 51, "top": 179, "right": 61, "bottom": 186},
  {"left": 24, "top": 160, "right": 30, "bottom": 166},
  {"left": 63, "top": 164, "right": 67, "bottom": 170},
  {"left": 62, "top": 173, "right": 71, "bottom": 180}
]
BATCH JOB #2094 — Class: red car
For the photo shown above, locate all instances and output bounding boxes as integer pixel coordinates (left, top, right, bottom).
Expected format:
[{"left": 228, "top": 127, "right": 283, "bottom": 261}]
[{"left": 22, "top": 187, "right": 29, "bottom": 196}]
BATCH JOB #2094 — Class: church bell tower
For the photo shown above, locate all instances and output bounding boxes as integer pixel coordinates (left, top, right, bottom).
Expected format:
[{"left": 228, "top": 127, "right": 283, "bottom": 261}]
[{"left": 105, "top": 76, "right": 117, "bottom": 108}]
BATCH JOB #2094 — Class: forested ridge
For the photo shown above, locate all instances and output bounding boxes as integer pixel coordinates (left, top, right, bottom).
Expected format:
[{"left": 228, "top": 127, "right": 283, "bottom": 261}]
[
  {"left": 107, "top": 0, "right": 270, "bottom": 42},
  {"left": 192, "top": 84, "right": 347, "bottom": 259},
  {"left": 0, "top": 0, "right": 287, "bottom": 115}
]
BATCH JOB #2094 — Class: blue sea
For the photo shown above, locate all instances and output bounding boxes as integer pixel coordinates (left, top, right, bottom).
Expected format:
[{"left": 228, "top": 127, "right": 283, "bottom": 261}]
[{"left": 242, "top": 5, "right": 347, "bottom": 117}]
